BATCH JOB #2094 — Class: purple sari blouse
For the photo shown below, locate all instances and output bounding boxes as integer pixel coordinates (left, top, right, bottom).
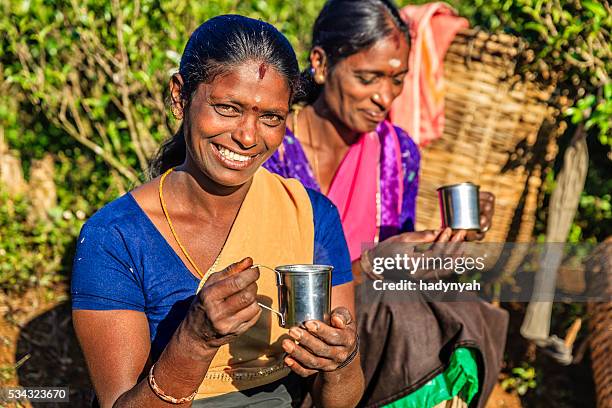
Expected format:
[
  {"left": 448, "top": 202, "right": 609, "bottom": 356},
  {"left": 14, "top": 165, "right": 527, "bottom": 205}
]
[{"left": 264, "top": 121, "right": 420, "bottom": 241}]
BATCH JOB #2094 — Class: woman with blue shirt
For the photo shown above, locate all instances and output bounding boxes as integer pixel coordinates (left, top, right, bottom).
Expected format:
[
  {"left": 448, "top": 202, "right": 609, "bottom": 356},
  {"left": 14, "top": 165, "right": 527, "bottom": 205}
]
[{"left": 71, "top": 15, "right": 363, "bottom": 407}]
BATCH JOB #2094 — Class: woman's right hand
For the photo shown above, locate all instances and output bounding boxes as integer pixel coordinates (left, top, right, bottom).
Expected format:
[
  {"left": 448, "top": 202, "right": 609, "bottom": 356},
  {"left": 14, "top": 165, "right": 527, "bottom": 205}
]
[
  {"left": 184, "top": 257, "right": 262, "bottom": 351},
  {"left": 362, "top": 228, "right": 466, "bottom": 280}
]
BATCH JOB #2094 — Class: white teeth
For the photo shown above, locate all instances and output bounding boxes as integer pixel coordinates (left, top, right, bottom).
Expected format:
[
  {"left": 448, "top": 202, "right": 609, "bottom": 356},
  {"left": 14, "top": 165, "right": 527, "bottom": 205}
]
[{"left": 217, "top": 146, "right": 251, "bottom": 162}]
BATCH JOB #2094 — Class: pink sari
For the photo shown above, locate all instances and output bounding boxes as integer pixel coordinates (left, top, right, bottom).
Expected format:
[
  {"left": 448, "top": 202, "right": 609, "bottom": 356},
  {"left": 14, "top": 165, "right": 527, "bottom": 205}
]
[{"left": 327, "top": 125, "right": 404, "bottom": 261}]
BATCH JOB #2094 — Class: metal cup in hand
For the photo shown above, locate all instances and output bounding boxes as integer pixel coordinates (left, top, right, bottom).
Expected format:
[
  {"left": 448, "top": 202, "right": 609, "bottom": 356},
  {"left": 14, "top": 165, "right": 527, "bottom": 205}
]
[
  {"left": 437, "top": 182, "right": 481, "bottom": 230},
  {"left": 255, "top": 264, "right": 332, "bottom": 328}
]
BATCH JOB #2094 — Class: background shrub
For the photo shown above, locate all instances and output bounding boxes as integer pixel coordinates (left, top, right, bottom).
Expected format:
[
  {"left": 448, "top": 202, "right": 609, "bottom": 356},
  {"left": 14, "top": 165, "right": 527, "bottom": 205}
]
[{"left": 0, "top": 0, "right": 609, "bottom": 294}]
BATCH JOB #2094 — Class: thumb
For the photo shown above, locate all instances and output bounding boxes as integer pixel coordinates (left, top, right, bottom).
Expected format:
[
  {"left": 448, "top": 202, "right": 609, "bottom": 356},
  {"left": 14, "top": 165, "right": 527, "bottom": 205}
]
[
  {"left": 207, "top": 257, "right": 253, "bottom": 283},
  {"left": 331, "top": 307, "right": 353, "bottom": 329}
]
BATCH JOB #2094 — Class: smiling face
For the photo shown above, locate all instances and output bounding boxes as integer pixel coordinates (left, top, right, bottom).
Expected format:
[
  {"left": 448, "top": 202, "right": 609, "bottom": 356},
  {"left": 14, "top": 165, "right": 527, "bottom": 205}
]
[
  {"left": 317, "top": 31, "right": 410, "bottom": 133},
  {"left": 176, "top": 61, "right": 290, "bottom": 188}
]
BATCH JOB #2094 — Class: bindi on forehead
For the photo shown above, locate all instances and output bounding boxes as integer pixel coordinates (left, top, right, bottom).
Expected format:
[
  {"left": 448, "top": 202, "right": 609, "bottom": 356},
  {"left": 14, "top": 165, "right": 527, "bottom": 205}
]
[
  {"left": 388, "top": 58, "right": 401, "bottom": 68},
  {"left": 258, "top": 63, "right": 267, "bottom": 80},
  {"left": 252, "top": 95, "right": 262, "bottom": 112}
]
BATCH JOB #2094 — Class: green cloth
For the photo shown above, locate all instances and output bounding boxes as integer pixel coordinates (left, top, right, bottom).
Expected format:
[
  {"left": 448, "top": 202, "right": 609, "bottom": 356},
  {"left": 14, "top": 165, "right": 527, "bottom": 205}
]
[{"left": 383, "top": 348, "right": 480, "bottom": 408}]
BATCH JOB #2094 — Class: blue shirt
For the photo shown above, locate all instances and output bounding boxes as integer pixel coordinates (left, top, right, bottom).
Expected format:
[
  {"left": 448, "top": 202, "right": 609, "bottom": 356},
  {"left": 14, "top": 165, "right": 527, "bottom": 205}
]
[{"left": 71, "top": 189, "right": 352, "bottom": 359}]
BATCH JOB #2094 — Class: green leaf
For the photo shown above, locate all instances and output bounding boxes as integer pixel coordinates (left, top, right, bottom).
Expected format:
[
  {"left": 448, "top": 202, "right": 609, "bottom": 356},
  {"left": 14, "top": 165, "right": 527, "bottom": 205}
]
[
  {"left": 582, "top": 0, "right": 607, "bottom": 18},
  {"left": 524, "top": 22, "right": 548, "bottom": 37},
  {"left": 604, "top": 82, "right": 612, "bottom": 100}
]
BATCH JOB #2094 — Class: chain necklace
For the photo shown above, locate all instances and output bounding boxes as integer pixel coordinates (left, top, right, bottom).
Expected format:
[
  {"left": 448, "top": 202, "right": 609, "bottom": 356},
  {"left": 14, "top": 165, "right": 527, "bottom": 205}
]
[{"left": 159, "top": 168, "right": 219, "bottom": 281}]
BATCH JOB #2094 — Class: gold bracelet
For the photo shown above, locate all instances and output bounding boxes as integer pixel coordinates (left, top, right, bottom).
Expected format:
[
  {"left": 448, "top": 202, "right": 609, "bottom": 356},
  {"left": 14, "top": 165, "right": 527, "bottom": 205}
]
[{"left": 148, "top": 363, "right": 198, "bottom": 404}]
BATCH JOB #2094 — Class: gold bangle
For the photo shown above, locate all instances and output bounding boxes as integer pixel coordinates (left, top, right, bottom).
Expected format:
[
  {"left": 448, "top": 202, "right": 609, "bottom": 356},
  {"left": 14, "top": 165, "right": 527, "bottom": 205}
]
[{"left": 148, "top": 363, "right": 198, "bottom": 404}]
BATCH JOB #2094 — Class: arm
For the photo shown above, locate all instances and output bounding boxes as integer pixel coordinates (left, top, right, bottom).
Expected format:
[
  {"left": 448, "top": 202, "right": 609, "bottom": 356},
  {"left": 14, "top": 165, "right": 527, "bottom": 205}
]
[
  {"left": 283, "top": 190, "right": 364, "bottom": 407},
  {"left": 74, "top": 258, "right": 261, "bottom": 408},
  {"left": 311, "top": 282, "right": 364, "bottom": 408},
  {"left": 73, "top": 309, "right": 217, "bottom": 408},
  {"left": 279, "top": 282, "right": 364, "bottom": 408}
]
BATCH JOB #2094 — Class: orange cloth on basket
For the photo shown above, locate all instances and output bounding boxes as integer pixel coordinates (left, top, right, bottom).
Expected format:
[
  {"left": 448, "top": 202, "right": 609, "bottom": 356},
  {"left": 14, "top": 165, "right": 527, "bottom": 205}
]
[{"left": 389, "top": 2, "right": 469, "bottom": 147}]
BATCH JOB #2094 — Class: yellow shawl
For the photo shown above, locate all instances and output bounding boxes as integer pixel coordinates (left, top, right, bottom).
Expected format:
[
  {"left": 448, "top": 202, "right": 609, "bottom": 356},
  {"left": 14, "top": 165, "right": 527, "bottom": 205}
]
[{"left": 195, "top": 168, "right": 314, "bottom": 398}]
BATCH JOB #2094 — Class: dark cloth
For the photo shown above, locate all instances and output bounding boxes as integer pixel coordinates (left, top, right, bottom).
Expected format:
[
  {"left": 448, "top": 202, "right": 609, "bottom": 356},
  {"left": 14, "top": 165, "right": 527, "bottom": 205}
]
[{"left": 355, "top": 282, "right": 508, "bottom": 408}]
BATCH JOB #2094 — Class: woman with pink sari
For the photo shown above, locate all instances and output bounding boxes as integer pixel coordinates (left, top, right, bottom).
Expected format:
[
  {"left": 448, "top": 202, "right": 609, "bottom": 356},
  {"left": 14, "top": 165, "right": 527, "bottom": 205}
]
[{"left": 264, "top": 1, "right": 508, "bottom": 407}]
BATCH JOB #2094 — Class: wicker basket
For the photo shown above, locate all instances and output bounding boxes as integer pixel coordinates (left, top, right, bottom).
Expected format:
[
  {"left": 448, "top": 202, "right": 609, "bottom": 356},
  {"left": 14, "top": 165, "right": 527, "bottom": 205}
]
[
  {"left": 586, "top": 238, "right": 612, "bottom": 408},
  {"left": 415, "top": 29, "right": 559, "bottom": 243}
]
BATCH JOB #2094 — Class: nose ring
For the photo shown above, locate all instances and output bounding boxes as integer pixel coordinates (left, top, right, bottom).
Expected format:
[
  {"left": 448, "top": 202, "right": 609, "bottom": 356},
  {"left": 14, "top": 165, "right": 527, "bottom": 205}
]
[{"left": 372, "top": 93, "right": 381, "bottom": 101}]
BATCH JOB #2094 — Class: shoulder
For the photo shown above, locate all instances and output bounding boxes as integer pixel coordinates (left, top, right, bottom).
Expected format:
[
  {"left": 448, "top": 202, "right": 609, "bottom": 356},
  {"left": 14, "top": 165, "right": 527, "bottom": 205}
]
[
  {"left": 306, "top": 188, "right": 339, "bottom": 220},
  {"left": 306, "top": 188, "right": 343, "bottom": 242},
  {"left": 83, "top": 193, "right": 141, "bottom": 232}
]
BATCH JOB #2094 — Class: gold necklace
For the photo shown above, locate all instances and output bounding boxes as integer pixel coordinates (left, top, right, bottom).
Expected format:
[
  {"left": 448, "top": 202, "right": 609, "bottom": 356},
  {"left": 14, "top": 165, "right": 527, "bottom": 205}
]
[{"left": 159, "top": 168, "right": 219, "bottom": 280}]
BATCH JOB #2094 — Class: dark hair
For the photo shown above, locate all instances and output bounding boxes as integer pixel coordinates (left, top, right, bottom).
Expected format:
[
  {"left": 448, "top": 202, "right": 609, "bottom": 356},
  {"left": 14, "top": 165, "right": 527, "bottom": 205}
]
[
  {"left": 149, "top": 15, "right": 300, "bottom": 178},
  {"left": 297, "top": 0, "right": 410, "bottom": 105}
]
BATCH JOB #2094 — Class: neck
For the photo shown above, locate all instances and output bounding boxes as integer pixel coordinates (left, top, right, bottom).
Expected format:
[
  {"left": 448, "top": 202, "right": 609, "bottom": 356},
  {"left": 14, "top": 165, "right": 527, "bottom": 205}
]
[
  {"left": 169, "top": 158, "right": 252, "bottom": 219},
  {"left": 310, "top": 97, "right": 361, "bottom": 148}
]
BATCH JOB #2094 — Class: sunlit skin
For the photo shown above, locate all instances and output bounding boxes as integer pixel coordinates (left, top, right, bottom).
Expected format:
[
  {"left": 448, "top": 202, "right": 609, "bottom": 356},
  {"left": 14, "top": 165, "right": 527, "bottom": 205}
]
[
  {"left": 314, "top": 32, "right": 410, "bottom": 137},
  {"left": 292, "top": 30, "right": 410, "bottom": 194},
  {"left": 76, "top": 59, "right": 363, "bottom": 408},
  {"left": 290, "top": 28, "right": 494, "bottom": 277},
  {"left": 177, "top": 61, "right": 290, "bottom": 194},
  {"left": 128, "top": 61, "right": 292, "bottom": 283}
]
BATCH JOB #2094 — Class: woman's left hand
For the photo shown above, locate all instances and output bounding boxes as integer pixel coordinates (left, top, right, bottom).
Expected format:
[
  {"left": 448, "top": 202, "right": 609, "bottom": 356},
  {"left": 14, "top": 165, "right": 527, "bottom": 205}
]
[
  {"left": 282, "top": 307, "right": 358, "bottom": 377},
  {"left": 466, "top": 191, "right": 495, "bottom": 241}
]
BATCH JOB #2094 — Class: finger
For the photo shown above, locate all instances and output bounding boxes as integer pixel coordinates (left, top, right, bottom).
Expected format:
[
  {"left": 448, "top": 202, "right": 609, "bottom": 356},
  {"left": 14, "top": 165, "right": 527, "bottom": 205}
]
[
  {"left": 450, "top": 229, "right": 466, "bottom": 242},
  {"left": 218, "top": 281, "right": 259, "bottom": 315},
  {"left": 434, "top": 227, "right": 452, "bottom": 243},
  {"left": 208, "top": 301, "right": 261, "bottom": 337},
  {"left": 282, "top": 339, "right": 334, "bottom": 371},
  {"left": 465, "top": 230, "right": 484, "bottom": 242},
  {"left": 303, "top": 320, "right": 347, "bottom": 347},
  {"left": 479, "top": 191, "right": 494, "bottom": 202},
  {"left": 208, "top": 267, "right": 260, "bottom": 299},
  {"left": 284, "top": 356, "right": 317, "bottom": 377},
  {"left": 430, "top": 227, "right": 452, "bottom": 257},
  {"left": 288, "top": 327, "right": 337, "bottom": 359},
  {"left": 447, "top": 230, "right": 466, "bottom": 257},
  {"left": 207, "top": 258, "right": 254, "bottom": 284},
  {"left": 232, "top": 302, "right": 262, "bottom": 334},
  {"left": 398, "top": 229, "right": 440, "bottom": 244},
  {"left": 480, "top": 204, "right": 493, "bottom": 222},
  {"left": 330, "top": 307, "right": 354, "bottom": 329}
]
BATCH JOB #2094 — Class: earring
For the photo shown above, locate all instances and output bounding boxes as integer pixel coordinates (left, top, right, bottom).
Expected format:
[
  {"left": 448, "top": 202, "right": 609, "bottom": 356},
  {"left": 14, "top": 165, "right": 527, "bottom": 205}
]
[
  {"left": 171, "top": 105, "right": 183, "bottom": 120},
  {"left": 309, "top": 67, "right": 315, "bottom": 76},
  {"left": 314, "top": 73, "right": 325, "bottom": 84}
]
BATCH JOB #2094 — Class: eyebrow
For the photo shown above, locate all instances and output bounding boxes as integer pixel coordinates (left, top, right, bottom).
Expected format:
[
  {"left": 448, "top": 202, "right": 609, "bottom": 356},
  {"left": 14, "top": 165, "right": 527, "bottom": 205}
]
[
  {"left": 354, "top": 69, "right": 409, "bottom": 76},
  {"left": 209, "top": 96, "right": 288, "bottom": 116}
]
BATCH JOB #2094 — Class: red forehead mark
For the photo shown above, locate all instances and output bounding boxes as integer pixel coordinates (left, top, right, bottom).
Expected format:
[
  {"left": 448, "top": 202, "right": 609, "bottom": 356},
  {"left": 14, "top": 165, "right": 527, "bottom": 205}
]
[
  {"left": 252, "top": 106, "right": 259, "bottom": 112},
  {"left": 258, "top": 63, "right": 267, "bottom": 80}
]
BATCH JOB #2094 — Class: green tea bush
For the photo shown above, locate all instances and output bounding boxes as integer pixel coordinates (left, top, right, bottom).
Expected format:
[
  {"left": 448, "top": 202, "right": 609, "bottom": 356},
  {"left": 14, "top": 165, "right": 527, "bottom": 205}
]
[
  {"left": 1, "top": 0, "right": 327, "bottom": 190},
  {"left": 0, "top": 0, "right": 329, "bottom": 293},
  {"left": 0, "top": 0, "right": 608, "bottom": 295}
]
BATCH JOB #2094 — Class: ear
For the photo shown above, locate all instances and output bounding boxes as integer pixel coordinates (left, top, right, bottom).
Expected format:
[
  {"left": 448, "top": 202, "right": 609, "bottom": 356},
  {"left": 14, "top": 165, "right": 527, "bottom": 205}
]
[
  {"left": 309, "top": 46, "right": 328, "bottom": 85},
  {"left": 169, "top": 73, "right": 185, "bottom": 120}
]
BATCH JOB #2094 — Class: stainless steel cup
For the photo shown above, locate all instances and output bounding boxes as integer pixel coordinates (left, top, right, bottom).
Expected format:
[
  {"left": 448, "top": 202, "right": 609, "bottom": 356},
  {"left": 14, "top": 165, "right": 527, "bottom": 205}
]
[
  {"left": 256, "top": 264, "right": 332, "bottom": 328},
  {"left": 437, "top": 182, "right": 481, "bottom": 230}
]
